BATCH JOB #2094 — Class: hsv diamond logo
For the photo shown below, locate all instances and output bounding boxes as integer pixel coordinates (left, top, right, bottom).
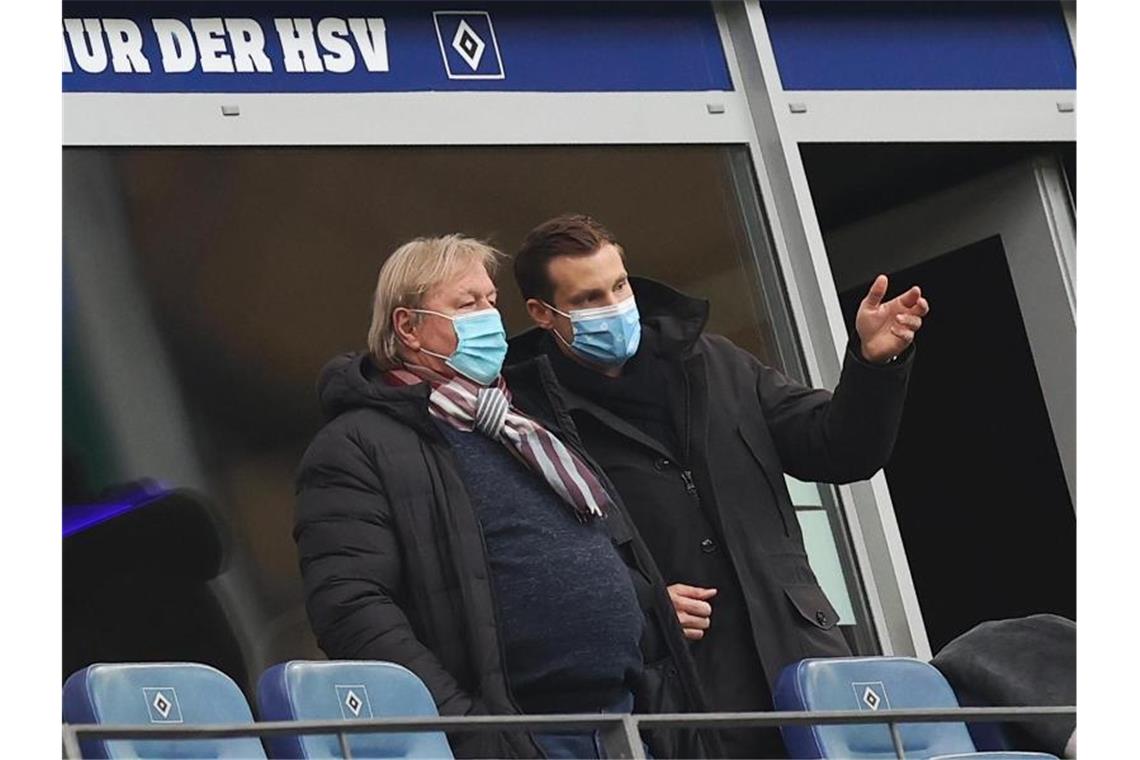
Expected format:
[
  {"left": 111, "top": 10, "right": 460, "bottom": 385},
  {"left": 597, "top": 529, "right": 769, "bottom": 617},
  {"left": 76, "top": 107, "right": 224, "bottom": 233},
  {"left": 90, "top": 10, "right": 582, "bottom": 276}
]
[
  {"left": 852, "top": 681, "right": 890, "bottom": 712},
  {"left": 433, "top": 11, "right": 504, "bottom": 80},
  {"left": 142, "top": 687, "right": 183, "bottom": 723},
  {"left": 335, "top": 685, "right": 374, "bottom": 720},
  {"left": 453, "top": 20, "right": 486, "bottom": 70}
]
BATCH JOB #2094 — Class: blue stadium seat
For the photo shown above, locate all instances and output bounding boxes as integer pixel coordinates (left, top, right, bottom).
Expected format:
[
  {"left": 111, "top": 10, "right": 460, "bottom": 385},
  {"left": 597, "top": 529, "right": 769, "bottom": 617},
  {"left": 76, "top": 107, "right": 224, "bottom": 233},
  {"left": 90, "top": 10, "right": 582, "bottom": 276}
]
[
  {"left": 773, "top": 657, "right": 1057, "bottom": 760},
  {"left": 257, "top": 660, "right": 453, "bottom": 759},
  {"left": 63, "top": 662, "right": 266, "bottom": 759}
]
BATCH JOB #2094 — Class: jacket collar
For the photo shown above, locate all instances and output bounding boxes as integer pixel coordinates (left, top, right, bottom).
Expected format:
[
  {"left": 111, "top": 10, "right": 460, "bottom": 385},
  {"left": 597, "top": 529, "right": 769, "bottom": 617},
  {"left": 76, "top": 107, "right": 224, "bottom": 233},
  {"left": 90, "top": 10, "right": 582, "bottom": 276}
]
[
  {"left": 317, "top": 352, "right": 439, "bottom": 438},
  {"left": 630, "top": 275, "right": 709, "bottom": 357}
]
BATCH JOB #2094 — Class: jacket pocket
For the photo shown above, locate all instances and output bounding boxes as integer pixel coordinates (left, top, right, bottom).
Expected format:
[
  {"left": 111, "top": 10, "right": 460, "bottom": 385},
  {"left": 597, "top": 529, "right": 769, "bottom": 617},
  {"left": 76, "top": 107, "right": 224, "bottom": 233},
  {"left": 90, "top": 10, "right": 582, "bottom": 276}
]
[
  {"left": 784, "top": 583, "right": 851, "bottom": 660},
  {"left": 784, "top": 584, "right": 840, "bottom": 631}
]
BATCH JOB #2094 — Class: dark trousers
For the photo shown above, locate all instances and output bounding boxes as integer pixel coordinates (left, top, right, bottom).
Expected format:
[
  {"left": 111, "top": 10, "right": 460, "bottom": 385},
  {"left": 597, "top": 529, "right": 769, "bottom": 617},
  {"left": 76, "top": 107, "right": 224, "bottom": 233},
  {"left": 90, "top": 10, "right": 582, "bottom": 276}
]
[{"left": 532, "top": 693, "right": 651, "bottom": 759}]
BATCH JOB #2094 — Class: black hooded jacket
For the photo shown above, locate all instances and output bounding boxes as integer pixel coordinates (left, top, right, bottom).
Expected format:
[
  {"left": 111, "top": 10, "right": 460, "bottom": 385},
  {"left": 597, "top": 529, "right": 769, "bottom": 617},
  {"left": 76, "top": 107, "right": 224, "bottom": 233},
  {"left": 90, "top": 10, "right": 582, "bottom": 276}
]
[
  {"left": 294, "top": 351, "right": 718, "bottom": 759},
  {"left": 506, "top": 277, "right": 914, "bottom": 718}
]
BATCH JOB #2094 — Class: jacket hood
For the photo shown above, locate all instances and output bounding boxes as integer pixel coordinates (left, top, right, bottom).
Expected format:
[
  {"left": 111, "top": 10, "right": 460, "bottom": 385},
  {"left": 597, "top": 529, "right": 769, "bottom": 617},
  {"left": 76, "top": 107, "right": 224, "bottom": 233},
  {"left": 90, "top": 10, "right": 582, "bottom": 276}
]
[
  {"left": 316, "top": 352, "right": 434, "bottom": 435},
  {"left": 507, "top": 276, "right": 710, "bottom": 363}
]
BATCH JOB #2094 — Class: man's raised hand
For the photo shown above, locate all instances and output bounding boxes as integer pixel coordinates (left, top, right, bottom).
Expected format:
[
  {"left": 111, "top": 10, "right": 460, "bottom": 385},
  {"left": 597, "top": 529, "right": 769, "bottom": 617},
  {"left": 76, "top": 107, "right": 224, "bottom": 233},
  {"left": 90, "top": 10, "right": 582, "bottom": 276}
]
[{"left": 855, "top": 274, "right": 930, "bottom": 364}]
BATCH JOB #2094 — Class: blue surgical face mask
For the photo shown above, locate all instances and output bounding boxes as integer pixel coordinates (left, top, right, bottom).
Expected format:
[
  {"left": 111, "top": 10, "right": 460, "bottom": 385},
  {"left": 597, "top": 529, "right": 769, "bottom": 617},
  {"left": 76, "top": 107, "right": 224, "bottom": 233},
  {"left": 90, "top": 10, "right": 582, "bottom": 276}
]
[
  {"left": 413, "top": 307, "right": 508, "bottom": 386},
  {"left": 546, "top": 296, "right": 642, "bottom": 367}
]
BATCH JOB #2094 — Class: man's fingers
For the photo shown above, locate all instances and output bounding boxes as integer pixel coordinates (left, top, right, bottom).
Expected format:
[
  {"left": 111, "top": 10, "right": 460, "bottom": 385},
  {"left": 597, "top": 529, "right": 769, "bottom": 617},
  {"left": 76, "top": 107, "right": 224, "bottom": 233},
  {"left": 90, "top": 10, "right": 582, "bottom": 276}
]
[
  {"left": 896, "top": 314, "right": 923, "bottom": 331},
  {"left": 890, "top": 326, "right": 915, "bottom": 343},
  {"left": 901, "top": 294, "right": 930, "bottom": 317},
  {"left": 863, "top": 274, "right": 889, "bottom": 308},
  {"left": 668, "top": 583, "right": 717, "bottom": 600},
  {"left": 678, "top": 613, "right": 711, "bottom": 630},
  {"left": 674, "top": 596, "right": 713, "bottom": 617},
  {"left": 669, "top": 583, "right": 717, "bottom": 634},
  {"left": 897, "top": 285, "right": 922, "bottom": 309}
]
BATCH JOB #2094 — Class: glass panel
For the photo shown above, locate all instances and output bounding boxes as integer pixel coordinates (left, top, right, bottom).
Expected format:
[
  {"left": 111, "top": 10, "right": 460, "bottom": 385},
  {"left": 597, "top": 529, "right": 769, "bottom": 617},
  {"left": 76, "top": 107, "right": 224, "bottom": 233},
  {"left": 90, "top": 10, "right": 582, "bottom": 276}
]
[
  {"left": 796, "top": 508, "right": 856, "bottom": 625},
  {"left": 785, "top": 474, "right": 823, "bottom": 507},
  {"left": 63, "top": 144, "right": 877, "bottom": 665}
]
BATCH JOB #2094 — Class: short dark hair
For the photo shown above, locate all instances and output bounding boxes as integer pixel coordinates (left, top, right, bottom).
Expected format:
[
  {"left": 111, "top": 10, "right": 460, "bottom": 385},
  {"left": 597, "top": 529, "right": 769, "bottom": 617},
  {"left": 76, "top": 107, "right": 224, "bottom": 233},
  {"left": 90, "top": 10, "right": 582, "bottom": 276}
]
[{"left": 513, "top": 213, "right": 623, "bottom": 303}]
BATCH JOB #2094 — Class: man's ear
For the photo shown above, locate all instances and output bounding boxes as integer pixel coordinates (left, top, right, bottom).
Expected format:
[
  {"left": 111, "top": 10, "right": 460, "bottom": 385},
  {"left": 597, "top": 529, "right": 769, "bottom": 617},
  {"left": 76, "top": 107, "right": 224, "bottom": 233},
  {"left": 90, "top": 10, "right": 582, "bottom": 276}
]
[
  {"left": 392, "top": 307, "right": 421, "bottom": 351},
  {"left": 525, "top": 298, "right": 555, "bottom": 330}
]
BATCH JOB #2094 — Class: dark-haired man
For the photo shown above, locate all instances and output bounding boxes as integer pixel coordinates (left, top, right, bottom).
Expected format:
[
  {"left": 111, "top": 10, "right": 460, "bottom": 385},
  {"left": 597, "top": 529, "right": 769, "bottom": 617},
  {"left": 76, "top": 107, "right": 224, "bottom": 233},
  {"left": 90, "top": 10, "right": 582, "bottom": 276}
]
[{"left": 506, "top": 214, "right": 928, "bottom": 758}]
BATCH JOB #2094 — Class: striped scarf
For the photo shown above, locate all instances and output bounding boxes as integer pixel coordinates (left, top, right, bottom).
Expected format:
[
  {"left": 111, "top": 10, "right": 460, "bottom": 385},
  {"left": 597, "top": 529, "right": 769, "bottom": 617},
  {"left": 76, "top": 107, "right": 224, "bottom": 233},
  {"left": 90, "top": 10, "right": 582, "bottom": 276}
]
[{"left": 387, "top": 364, "right": 612, "bottom": 520}]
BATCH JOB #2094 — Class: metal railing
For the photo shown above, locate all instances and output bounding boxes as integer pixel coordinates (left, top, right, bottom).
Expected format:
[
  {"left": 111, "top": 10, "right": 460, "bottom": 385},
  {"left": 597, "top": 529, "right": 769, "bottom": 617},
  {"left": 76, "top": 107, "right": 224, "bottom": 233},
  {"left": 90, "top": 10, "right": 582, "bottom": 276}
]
[{"left": 62, "top": 705, "right": 1076, "bottom": 759}]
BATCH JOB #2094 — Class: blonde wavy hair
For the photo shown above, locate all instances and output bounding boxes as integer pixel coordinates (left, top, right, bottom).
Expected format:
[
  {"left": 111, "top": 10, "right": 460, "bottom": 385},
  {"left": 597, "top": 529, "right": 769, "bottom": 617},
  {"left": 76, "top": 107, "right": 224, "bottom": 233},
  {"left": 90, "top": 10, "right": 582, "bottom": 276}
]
[{"left": 367, "top": 235, "right": 503, "bottom": 369}]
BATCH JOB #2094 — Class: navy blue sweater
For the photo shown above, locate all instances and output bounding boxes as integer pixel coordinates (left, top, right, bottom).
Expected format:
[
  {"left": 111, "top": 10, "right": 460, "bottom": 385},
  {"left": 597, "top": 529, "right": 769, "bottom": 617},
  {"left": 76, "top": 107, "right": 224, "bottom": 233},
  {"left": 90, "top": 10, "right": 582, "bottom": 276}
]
[{"left": 437, "top": 422, "right": 643, "bottom": 714}]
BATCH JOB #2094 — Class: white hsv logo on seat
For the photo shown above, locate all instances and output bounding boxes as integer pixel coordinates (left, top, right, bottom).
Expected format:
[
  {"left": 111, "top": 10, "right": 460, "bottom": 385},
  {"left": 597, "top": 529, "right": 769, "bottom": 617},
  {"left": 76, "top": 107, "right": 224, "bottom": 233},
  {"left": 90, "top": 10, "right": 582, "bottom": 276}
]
[
  {"left": 344, "top": 689, "right": 362, "bottom": 716},
  {"left": 851, "top": 681, "right": 890, "bottom": 712},
  {"left": 142, "top": 687, "right": 183, "bottom": 723},
  {"left": 335, "top": 684, "right": 374, "bottom": 720}
]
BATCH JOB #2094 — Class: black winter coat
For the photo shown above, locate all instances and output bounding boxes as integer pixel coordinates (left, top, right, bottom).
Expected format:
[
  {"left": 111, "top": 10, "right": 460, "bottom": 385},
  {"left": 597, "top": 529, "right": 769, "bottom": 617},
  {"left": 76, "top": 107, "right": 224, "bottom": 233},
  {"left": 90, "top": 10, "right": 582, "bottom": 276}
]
[
  {"left": 506, "top": 277, "right": 914, "bottom": 696},
  {"left": 294, "top": 352, "right": 718, "bottom": 759}
]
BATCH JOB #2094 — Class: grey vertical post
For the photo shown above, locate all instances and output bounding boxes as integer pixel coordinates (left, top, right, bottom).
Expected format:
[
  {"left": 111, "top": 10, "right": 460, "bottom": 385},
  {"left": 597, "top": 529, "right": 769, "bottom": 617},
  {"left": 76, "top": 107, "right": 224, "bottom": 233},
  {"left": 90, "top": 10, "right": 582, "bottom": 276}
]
[
  {"left": 716, "top": 0, "right": 931, "bottom": 659},
  {"left": 338, "top": 730, "right": 353, "bottom": 759},
  {"left": 62, "top": 726, "right": 83, "bottom": 759},
  {"left": 889, "top": 721, "right": 906, "bottom": 759}
]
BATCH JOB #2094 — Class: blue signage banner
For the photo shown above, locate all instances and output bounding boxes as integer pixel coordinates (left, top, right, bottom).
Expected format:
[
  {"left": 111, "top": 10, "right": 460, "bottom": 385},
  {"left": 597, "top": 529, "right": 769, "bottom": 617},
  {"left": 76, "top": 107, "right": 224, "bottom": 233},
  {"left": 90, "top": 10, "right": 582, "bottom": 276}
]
[
  {"left": 62, "top": 2, "right": 732, "bottom": 93},
  {"left": 763, "top": 1, "right": 1075, "bottom": 91}
]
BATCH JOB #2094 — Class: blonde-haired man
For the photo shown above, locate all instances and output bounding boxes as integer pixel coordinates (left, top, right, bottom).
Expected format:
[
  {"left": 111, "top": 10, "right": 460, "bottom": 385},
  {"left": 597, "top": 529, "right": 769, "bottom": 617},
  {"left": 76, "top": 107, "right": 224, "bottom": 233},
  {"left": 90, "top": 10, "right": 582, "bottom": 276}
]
[{"left": 295, "top": 236, "right": 715, "bottom": 759}]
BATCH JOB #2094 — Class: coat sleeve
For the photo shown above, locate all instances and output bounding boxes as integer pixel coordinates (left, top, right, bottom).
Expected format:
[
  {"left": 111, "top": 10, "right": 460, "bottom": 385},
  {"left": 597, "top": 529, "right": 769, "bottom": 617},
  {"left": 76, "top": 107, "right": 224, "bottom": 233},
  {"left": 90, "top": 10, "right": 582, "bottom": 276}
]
[
  {"left": 747, "top": 335, "right": 914, "bottom": 484},
  {"left": 294, "top": 424, "right": 489, "bottom": 719}
]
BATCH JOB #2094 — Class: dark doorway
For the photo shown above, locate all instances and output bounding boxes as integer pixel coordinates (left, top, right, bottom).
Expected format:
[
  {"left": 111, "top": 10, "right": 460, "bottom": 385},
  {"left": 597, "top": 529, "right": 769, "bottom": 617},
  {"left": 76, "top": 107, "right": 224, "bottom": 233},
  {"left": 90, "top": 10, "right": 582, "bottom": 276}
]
[{"left": 839, "top": 236, "right": 1075, "bottom": 651}]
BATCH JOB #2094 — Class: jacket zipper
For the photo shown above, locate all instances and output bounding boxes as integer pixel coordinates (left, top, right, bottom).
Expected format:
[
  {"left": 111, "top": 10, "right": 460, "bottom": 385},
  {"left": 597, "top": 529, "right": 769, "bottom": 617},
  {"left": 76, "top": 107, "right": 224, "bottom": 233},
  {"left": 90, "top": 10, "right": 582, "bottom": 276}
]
[
  {"left": 678, "top": 367, "right": 701, "bottom": 503},
  {"left": 680, "top": 469, "right": 699, "bottom": 498},
  {"left": 680, "top": 364, "right": 692, "bottom": 464}
]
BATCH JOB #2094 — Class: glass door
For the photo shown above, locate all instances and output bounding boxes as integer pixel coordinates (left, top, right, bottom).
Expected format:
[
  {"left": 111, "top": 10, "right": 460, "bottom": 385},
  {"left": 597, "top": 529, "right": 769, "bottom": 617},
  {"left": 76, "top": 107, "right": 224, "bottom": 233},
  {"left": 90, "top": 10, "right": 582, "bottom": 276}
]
[{"left": 816, "top": 152, "right": 1075, "bottom": 650}]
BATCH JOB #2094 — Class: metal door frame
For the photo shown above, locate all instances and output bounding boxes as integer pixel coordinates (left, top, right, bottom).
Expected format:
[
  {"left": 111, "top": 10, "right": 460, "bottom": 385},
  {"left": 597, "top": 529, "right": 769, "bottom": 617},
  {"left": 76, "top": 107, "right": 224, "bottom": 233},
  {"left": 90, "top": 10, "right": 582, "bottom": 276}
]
[
  {"left": 719, "top": 0, "right": 1076, "bottom": 660},
  {"left": 824, "top": 157, "right": 1077, "bottom": 505}
]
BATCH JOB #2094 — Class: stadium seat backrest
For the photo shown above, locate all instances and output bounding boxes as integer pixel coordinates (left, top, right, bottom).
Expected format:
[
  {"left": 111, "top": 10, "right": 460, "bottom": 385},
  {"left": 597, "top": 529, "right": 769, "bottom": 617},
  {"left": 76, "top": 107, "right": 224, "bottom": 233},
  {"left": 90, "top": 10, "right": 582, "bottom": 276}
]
[
  {"left": 257, "top": 660, "right": 453, "bottom": 759},
  {"left": 62, "top": 662, "right": 266, "bottom": 759},
  {"left": 774, "top": 657, "right": 978, "bottom": 759}
]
